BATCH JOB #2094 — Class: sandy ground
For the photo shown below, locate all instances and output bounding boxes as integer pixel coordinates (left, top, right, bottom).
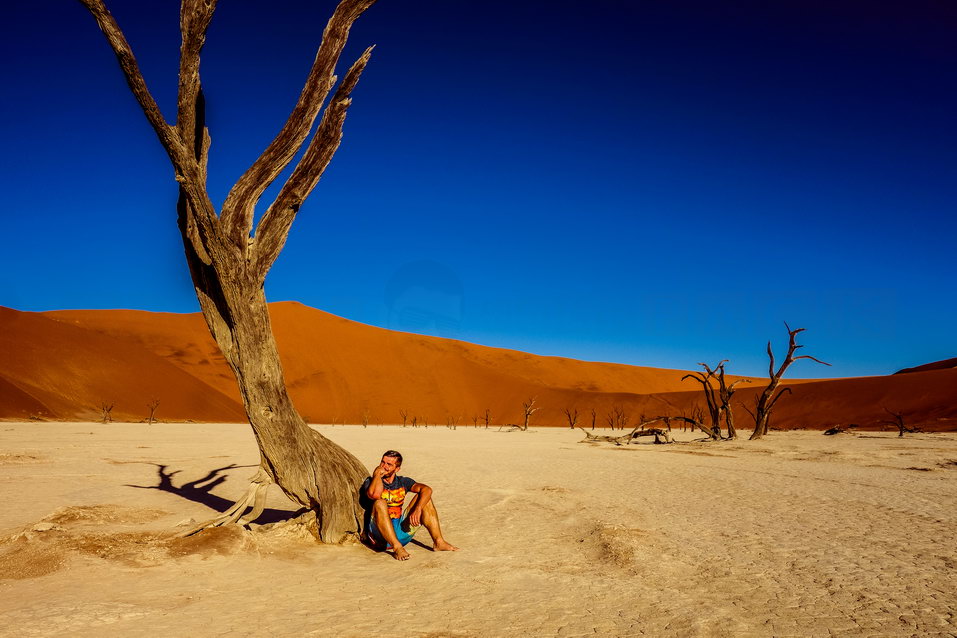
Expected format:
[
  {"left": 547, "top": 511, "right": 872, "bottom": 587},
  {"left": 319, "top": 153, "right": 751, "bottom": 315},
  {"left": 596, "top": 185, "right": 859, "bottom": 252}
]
[{"left": 1, "top": 423, "right": 956, "bottom": 637}]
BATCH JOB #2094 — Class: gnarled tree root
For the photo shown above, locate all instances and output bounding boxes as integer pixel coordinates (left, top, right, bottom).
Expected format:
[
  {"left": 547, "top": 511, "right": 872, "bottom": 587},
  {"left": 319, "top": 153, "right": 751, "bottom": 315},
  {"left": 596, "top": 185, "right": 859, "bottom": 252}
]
[{"left": 178, "top": 469, "right": 273, "bottom": 538}]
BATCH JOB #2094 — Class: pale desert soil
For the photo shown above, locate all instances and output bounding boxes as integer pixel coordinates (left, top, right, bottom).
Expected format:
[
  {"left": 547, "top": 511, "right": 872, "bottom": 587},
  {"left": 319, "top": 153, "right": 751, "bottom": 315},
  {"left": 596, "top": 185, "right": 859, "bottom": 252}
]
[{"left": 1, "top": 423, "right": 956, "bottom": 637}]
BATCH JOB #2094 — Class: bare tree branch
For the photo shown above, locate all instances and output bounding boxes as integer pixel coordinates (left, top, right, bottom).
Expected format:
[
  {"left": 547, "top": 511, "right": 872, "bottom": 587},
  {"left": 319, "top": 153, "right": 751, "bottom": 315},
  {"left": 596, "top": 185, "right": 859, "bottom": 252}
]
[
  {"left": 176, "top": 0, "right": 217, "bottom": 161},
  {"left": 765, "top": 387, "right": 793, "bottom": 413},
  {"left": 253, "top": 45, "right": 374, "bottom": 276},
  {"left": 220, "top": 0, "right": 377, "bottom": 246},
  {"left": 79, "top": 0, "right": 183, "bottom": 159},
  {"left": 80, "top": 0, "right": 223, "bottom": 264}
]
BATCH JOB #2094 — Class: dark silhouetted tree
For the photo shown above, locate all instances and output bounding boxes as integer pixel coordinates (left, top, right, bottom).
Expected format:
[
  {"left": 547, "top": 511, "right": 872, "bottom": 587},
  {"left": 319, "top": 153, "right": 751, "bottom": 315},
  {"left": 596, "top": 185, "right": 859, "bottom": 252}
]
[{"left": 146, "top": 398, "right": 160, "bottom": 425}]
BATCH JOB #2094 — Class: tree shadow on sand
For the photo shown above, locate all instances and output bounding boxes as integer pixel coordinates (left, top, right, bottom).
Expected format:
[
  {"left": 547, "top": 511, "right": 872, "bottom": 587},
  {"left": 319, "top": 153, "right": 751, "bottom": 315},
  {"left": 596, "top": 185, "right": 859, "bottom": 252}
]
[{"left": 125, "top": 463, "right": 304, "bottom": 525}]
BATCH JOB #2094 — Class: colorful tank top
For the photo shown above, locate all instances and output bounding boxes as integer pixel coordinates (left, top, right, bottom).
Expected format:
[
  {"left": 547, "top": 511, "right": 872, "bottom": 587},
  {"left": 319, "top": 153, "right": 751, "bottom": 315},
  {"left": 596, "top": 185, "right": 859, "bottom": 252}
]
[{"left": 362, "top": 475, "right": 416, "bottom": 519}]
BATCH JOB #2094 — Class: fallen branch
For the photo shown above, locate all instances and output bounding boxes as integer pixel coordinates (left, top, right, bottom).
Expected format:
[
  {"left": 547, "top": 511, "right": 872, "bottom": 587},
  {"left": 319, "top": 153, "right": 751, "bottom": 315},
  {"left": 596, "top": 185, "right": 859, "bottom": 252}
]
[
  {"left": 823, "top": 424, "right": 858, "bottom": 436},
  {"left": 578, "top": 417, "right": 677, "bottom": 445}
]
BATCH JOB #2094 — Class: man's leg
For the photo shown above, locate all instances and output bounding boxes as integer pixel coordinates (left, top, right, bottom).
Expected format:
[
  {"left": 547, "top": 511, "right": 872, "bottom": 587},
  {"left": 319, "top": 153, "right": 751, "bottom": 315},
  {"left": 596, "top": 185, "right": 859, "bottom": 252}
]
[
  {"left": 372, "top": 499, "right": 411, "bottom": 561},
  {"left": 405, "top": 495, "right": 459, "bottom": 551}
]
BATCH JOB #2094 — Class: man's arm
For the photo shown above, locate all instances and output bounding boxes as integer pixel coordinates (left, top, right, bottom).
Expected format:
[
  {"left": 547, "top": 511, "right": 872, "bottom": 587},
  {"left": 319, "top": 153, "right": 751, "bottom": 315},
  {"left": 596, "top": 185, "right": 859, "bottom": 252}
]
[
  {"left": 407, "top": 482, "right": 432, "bottom": 527},
  {"left": 366, "top": 465, "right": 386, "bottom": 500}
]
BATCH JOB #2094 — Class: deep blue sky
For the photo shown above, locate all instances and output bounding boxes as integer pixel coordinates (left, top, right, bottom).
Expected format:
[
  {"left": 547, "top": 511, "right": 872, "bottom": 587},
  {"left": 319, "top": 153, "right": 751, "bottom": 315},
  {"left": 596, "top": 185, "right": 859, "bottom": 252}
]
[{"left": 2, "top": 1, "right": 955, "bottom": 378}]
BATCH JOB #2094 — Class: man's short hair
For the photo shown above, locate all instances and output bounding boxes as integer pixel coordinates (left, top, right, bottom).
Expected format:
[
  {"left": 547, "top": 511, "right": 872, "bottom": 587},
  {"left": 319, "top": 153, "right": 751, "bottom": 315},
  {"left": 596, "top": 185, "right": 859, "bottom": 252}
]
[{"left": 382, "top": 450, "right": 403, "bottom": 466}]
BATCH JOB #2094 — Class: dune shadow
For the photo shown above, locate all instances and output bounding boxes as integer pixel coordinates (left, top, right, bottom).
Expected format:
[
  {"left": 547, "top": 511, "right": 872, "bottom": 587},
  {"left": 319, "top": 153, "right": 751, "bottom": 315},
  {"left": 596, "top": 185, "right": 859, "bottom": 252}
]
[{"left": 125, "top": 463, "right": 302, "bottom": 525}]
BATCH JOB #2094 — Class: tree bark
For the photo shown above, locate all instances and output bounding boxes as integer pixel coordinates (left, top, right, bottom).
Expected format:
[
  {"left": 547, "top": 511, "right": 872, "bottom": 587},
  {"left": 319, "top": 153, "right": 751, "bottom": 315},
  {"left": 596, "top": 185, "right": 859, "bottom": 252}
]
[{"left": 178, "top": 218, "right": 367, "bottom": 541}]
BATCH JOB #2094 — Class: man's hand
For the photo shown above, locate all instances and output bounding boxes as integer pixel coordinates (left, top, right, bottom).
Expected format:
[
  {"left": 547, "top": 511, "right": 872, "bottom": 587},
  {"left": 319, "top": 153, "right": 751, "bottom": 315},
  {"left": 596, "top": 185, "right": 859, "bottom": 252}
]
[
  {"left": 372, "top": 464, "right": 387, "bottom": 479},
  {"left": 408, "top": 507, "right": 422, "bottom": 527}
]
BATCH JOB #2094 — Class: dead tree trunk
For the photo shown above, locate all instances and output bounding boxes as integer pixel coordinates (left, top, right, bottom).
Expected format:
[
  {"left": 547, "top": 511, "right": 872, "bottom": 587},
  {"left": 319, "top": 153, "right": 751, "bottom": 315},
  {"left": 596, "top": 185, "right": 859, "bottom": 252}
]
[
  {"left": 81, "top": 0, "right": 379, "bottom": 542},
  {"left": 881, "top": 408, "right": 921, "bottom": 437},
  {"left": 682, "top": 363, "right": 723, "bottom": 439},
  {"left": 562, "top": 407, "right": 579, "bottom": 429},
  {"left": 714, "top": 363, "right": 747, "bottom": 440},
  {"left": 609, "top": 404, "right": 629, "bottom": 430},
  {"left": 521, "top": 397, "right": 540, "bottom": 431},
  {"left": 749, "top": 323, "right": 830, "bottom": 440},
  {"left": 147, "top": 398, "right": 160, "bottom": 425},
  {"left": 100, "top": 402, "right": 114, "bottom": 424}
]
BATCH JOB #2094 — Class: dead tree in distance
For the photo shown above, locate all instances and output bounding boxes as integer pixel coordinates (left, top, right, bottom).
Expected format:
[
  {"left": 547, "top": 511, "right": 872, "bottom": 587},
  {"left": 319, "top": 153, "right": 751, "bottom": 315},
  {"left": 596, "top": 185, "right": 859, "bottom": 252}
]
[
  {"left": 562, "top": 407, "right": 579, "bottom": 429},
  {"left": 399, "top": 409, "right": 408, "bottom": 428},
  {"left": 715, "top": 364, "right": 748, "bottom": 439},
  {"left": 681, "top": 363, "right": 723, "bottom": 440},
  {"left": 881, "top": 408, "right": 921, "bottom": 437},
  {"left": 146, "top": 398, "right": 160, "bottom": 425},
  {"left": 605, "top": 405, "right": 628, "bottom": 430},
  {"left": 604, "top": 410, "right": 615, "bottom": 430},
  {"left": 687, "top": 405, "right": 703, "bottom": 432},
  {"left": 658, "top": 415, "right": 703, "bottom": 433},
  {"left": 749, "top": 324, "right": 830, "bottom": 440},
  {"left": 684, "top": 361, "right": 750, "bottom": 440},
  {"left": 590, "top": 407, "right": 597, "bottom": 430},
  {"left": 521, "top": 397, "right": 540, "bottom": 431},
  {"left": 100, "top": 401, "right": 114, "bottom": 424},
  {"left": 80, "top": 0, "right": 379, "bottom": 542},
  {"left": 615, "top": 405, "right": 629, "bottom": 431},
  {"left": 483, "top": 408, "right": 491, "bottom": 429}
]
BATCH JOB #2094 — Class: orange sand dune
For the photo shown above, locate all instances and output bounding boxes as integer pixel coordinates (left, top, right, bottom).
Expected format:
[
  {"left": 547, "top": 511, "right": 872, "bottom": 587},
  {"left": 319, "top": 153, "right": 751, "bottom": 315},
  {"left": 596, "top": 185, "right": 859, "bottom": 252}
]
[
  {"left": 37, "top": 303, "right": 761, "bottom": 425},
  {"left": 0, "top": 307, "right": 245, "bottom": 422},
  {"left": 895, "top": 357, "right": 957, "bottom": 374},
  {"left": 2, "top": 303, "right": 955, "bottom": 430}
]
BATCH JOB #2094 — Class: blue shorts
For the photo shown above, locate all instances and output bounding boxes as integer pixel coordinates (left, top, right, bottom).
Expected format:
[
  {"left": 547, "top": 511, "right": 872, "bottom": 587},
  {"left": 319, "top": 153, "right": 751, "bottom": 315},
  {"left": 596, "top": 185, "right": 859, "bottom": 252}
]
[{"left": 367, "top": 514, "right": 419, "bottom": 548}]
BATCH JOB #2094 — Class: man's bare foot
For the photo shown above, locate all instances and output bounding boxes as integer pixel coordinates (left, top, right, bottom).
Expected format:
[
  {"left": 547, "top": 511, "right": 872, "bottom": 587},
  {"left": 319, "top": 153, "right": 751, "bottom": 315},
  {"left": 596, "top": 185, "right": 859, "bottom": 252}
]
[
  {"left": 433, "top": 540, "right": 459, "bottom": 551},
  {"left": 392, "top": 546, "right": 411, "bottom": 561}
]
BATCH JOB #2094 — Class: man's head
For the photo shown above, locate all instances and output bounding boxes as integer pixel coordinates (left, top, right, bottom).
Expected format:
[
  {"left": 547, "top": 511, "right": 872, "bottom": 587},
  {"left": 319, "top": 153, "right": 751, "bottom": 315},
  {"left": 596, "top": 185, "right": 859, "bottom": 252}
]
[{"left": 379, "top": 450, "right": 403, "bottom": 480}]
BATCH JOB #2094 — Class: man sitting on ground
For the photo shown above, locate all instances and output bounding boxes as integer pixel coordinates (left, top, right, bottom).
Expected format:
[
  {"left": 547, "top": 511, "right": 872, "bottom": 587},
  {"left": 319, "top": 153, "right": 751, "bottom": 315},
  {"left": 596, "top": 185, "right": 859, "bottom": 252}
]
[{"left": 361, "top": 449, "right": 459, "bottom": 561}]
